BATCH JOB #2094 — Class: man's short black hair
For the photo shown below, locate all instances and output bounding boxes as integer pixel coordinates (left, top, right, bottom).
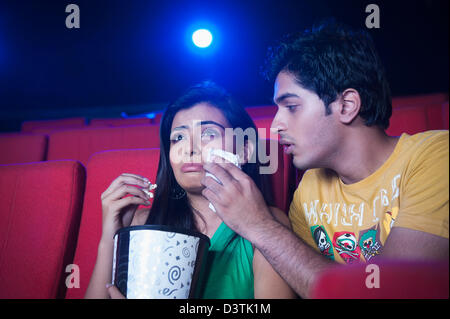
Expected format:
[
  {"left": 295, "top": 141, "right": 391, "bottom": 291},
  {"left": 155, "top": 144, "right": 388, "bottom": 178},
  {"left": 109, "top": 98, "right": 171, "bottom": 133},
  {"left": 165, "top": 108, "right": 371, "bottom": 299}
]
[{"left": 262, "top": 20, "right": 392, "bottom": 129}]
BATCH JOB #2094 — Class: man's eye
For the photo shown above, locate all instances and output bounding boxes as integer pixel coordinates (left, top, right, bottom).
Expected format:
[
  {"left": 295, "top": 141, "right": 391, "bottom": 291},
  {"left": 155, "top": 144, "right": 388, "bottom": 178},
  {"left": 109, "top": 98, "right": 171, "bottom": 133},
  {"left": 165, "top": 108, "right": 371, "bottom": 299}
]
[{"left": 286, "top": 105, "right": 297, "bottom": 111}]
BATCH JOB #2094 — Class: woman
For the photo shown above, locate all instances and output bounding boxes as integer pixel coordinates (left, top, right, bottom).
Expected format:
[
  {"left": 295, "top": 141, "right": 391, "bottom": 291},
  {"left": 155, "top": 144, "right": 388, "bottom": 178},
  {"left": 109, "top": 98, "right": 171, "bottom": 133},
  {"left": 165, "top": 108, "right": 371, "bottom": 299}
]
[{"left": 85, "top": 81, "right": 296, "bottom": 299}]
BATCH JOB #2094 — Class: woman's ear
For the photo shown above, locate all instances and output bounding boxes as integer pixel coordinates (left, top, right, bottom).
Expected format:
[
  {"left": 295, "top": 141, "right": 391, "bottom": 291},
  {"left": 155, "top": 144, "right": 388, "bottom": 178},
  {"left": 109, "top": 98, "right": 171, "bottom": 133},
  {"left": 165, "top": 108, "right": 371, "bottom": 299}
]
[
  {"left": 240, "top": 139, "right": 255, "bottom": 165},
  {"left": 336, "top": 88, "right": 361, "bottom": 125}
]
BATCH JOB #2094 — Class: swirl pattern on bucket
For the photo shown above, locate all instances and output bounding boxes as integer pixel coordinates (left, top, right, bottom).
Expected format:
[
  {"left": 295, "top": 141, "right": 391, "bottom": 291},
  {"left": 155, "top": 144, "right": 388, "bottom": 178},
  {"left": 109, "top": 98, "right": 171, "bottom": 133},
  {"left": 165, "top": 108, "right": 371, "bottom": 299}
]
[{"left": 120, "top": 229, "right": 202, "bottom": 299}]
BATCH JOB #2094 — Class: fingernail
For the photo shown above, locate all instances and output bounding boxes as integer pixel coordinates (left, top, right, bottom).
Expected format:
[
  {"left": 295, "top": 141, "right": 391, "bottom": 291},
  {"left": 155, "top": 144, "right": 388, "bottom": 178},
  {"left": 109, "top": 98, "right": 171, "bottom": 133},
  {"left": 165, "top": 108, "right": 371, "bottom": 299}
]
[{"left": 106, "top": 283, "right": 113, "bottom": 288}]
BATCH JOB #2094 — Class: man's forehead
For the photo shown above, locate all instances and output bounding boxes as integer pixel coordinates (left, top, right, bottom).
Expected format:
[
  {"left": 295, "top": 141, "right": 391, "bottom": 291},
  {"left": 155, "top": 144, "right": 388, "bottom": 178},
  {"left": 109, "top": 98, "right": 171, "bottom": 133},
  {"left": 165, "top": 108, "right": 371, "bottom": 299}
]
[{"left": 273, "top": 72, "right": 301, "bottom": 101}]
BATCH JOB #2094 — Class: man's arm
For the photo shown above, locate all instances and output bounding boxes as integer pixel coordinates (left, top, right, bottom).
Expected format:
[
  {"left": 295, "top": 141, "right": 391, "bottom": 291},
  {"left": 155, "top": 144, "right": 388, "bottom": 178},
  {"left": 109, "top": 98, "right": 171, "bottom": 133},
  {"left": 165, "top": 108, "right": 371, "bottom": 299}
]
[
  {"left": 250, "top": 217, "right": 333, "bottom": 298},
  {"left": 201, "top": 161, "right": 334, "bottom": 298},
  {"left": 379, "top": 227, "right": 449, "bottom": 261}
]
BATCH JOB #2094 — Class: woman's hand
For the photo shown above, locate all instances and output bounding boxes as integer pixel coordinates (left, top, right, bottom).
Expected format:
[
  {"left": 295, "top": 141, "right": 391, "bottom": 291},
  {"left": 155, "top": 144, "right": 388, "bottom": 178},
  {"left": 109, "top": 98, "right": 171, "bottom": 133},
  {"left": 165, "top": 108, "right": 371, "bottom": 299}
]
[
  {"left": 100, "top": 173, "right": 154, "bottom": 242},
  {"left": 106, "top": 284, "right": 126, "bottom": 299}
]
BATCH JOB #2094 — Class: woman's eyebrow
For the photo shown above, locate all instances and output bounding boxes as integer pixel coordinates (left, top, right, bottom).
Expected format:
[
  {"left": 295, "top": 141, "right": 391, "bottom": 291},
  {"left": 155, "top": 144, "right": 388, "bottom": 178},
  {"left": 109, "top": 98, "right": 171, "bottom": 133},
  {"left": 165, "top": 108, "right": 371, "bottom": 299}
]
[
  {"left": 196, "top": 120, "right": 225, "bottom": 130},
  {"left": 171, "top": 125, "right": 189, "bottom": 132}
]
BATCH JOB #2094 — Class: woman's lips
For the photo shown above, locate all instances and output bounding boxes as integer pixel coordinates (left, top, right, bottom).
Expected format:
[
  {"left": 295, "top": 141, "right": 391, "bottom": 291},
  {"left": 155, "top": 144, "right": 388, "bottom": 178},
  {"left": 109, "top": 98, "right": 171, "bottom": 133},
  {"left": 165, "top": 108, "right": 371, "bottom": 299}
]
[{"left": 181, "top": 163, "right": 204, "bottom": 173}]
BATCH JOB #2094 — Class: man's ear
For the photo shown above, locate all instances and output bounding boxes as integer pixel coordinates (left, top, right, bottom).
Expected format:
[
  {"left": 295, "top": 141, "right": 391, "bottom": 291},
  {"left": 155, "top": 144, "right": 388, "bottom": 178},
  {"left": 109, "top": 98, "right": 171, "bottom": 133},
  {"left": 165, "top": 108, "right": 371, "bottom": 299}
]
[
  {"left": 336, "top": 88, "right": 361, "bottom": 125},
  {"left": 239, "top": 139, "right": 255, "bottom": 165}
]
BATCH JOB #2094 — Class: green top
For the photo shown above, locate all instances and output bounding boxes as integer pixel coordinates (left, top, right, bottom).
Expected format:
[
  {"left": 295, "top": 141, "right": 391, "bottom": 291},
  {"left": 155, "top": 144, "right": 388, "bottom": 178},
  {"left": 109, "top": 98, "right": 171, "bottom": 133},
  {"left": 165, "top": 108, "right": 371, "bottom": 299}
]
[{"left": 195, "top": 222, "right": 255, "bottom": 299}]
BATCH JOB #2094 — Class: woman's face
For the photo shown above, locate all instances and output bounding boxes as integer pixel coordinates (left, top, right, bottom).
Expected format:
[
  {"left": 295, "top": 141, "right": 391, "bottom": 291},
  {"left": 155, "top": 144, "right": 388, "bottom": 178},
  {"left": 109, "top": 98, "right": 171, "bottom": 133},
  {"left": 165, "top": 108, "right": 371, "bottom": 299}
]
[{"left": 169, "top": 103, "right": 234, "bottom": 194}]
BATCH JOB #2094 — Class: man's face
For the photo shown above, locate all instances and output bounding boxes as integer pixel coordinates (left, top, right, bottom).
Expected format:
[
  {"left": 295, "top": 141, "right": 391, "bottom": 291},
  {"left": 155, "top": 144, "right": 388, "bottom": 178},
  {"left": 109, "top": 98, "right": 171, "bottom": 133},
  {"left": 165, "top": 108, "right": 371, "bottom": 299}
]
[{"left": 271, "top": 71, "right": 340, "bottom": 170}]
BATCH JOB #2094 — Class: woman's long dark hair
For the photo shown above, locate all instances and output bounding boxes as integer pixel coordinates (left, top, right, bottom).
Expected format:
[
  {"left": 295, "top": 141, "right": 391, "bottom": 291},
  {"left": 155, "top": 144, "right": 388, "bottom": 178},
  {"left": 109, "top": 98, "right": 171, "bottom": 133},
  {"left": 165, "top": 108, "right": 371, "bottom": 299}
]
[{"left": 145, "top": 81, "right": 273, "bottom": 232}]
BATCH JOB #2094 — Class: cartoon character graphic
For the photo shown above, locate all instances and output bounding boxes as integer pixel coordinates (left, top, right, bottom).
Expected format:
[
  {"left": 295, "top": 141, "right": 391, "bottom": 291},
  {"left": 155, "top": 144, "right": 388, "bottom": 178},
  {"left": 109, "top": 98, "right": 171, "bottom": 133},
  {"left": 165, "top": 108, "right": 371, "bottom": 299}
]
[
  {"left": 358, "top": 227, "right": 382, "bottom": 261},
  {"left": 332, "top": 231, "right": 361, "bottom": 264},
  {"left": 310, "top": 226, "right": 334, "bottom": 260}
]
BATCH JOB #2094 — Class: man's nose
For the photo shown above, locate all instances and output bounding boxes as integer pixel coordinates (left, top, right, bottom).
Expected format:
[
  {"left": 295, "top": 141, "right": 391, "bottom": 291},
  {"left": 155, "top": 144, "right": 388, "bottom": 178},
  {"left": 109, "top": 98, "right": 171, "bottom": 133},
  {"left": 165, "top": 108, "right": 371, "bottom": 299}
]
[{"left": 270, "top": 109, "right": 287, "bottom": 135}]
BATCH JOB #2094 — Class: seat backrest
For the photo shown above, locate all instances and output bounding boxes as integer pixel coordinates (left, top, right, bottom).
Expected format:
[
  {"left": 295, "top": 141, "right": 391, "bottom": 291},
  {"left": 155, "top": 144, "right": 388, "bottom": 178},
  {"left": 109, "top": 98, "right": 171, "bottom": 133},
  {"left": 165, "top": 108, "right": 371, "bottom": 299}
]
[
  {"left": 245, "top": 105, "right": 278, "bottom": 119},
  {"left": 47, "top": 124, "right": 160, "bottom": 166},
  {"left": 392, "top": 93, "right": 448, "bottom": 108},
  {"left": 386, "top": 104, "right": 429, "bottom": 136},
  {"left": 310, "top": 260, "right": 449, "bottom": 299},
  {"left": 88, "top": 117, "right": 152, "bottom": 128},
  {"left": 0, "top": 160, "right": 86, "bottom": 298},
  {"left": 21, "top": 117, "right": 86, "bottom": 133},
  {"left": 65, "top": 148, "right": 160, "bottom": 298},
  {"left": 443, "top": 101, "right": 449, "bottom": 130},
  {"left": 0, "top": 133, "right": 48, "bottom": 164},
  {"left": 259, "top": 139, "right": 296, "bottom": 213},
  {"left": 253, "top": 119, "right": 297, "bottom": 212},
  {"left": 387, "top": 93, "right": 449, "bottom": 136}
]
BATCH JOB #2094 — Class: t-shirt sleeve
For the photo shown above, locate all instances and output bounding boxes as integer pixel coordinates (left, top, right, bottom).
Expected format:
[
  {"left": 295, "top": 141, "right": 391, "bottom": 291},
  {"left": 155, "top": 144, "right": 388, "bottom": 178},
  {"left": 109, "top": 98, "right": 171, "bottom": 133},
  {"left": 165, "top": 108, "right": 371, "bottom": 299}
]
[
  {"left": 395, "top": 132, "right": 449, "bottom": 238},
  {"left": 288, "top": 178, "right": 317, "bottom": 249}
]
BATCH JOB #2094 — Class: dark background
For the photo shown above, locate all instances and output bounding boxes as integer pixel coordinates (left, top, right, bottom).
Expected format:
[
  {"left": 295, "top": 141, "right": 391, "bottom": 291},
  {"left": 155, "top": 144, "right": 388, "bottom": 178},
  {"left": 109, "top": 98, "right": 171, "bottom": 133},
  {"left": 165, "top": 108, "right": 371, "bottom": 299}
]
[{"left": 0, "top": 0, "right": 448, "bottom": 132}]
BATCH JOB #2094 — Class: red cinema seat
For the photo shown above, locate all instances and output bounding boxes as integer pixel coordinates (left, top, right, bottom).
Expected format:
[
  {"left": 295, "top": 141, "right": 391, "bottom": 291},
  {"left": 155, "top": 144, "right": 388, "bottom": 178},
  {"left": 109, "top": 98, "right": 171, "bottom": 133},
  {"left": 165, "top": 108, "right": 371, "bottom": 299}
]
[
  {"left": 392, "top": 93, "right": 448, "bottom": 108},
  {"left": 245, "top": 105, "right": 278, "bottom": 119},
  {"left": 310, "top": 260, "right": 449, "bottom": 299},
  {"left": 0, "top": 133, "right": 47, "bottom": 164},
  {"left": 386, "top": 104, "right": 429, "bottom": 136},
  {"left": 253, "top": 117, "right": 277, "bottom": 140},
  {"left": 253, "top": 119, "right": 297, "bottom": 211},
  {"left": 151, "top": 112, "right": 163, "bottom": 124},
  {"left": 0, "top": 160, "right": 86, "bottom": 298},
  {"left": 387, "top": 93, "right": 449, "bottom": 136},
  {"left": 261, "top": 139, "right": 296, "bottom": 213},
  {"left": 21, "top": 117, "right": 86, "bottom": 134},
  {"left": 443, "top": 101, "right": 449, "bottom": 129},
  {"left": 65, "top": 148, "right": 160, "bottom": 299},
  {"left": 47, "top": 124, "right": 160, "bottom": 166},
  {"left": 89, "top": 117, "right": 152, "bottom": 128},
  {"left": 426, "top": 101, "right": 449, "bottom": 130}
]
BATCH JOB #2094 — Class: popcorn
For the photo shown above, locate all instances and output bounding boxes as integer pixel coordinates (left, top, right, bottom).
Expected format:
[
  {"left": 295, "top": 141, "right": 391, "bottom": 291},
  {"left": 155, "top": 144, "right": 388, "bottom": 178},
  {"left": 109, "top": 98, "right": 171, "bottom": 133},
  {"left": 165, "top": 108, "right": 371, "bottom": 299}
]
[{"left": 142, "top": 182, "right": 157, "bottom": 198}]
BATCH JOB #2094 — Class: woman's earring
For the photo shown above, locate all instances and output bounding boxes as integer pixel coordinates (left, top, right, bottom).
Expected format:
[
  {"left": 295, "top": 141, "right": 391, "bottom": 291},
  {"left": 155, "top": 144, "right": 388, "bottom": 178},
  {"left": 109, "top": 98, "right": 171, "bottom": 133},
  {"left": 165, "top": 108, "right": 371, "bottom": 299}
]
[{"left": 169, "top": 185, "right": 186, "bottom": 200}]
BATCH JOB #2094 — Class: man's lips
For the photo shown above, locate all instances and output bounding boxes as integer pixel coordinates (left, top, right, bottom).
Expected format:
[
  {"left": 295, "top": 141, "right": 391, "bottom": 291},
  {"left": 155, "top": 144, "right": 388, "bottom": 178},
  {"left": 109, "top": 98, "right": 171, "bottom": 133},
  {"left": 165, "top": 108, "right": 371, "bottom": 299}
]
[
  {"left": 279, "top": 138, "right": 295, "bottom": 154},
  {"left": 181, "top": 163, "right": 204, "bottom": 173}
]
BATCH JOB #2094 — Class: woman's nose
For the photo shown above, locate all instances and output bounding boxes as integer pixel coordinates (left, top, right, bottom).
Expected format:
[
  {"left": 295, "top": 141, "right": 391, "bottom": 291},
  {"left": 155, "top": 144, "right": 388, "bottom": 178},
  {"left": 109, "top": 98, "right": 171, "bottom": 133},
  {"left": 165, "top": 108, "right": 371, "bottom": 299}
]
[{"left": 185, "top": 135, "right": 201, "bottom": 157}]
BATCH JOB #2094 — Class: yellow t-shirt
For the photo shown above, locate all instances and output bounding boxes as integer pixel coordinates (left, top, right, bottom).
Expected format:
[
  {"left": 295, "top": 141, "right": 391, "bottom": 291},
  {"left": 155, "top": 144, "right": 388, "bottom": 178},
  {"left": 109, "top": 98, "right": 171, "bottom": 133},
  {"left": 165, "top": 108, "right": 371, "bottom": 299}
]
[{"left": 289, "top": 130, "right": 449, "bottom": 264}]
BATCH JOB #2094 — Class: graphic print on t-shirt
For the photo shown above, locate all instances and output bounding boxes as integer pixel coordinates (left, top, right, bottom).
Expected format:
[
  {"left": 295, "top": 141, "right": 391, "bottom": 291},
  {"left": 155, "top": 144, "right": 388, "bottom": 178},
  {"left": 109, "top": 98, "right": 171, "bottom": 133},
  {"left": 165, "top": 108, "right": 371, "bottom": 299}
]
[
  {"left": 358, "top": 225, "right": 383, "bottom": 261},
  {"left": 310, "top": 225, "right": 334, "bottom": 260},
  {"left": 332, "top": 231, "right": 361, "bottom": 264}
]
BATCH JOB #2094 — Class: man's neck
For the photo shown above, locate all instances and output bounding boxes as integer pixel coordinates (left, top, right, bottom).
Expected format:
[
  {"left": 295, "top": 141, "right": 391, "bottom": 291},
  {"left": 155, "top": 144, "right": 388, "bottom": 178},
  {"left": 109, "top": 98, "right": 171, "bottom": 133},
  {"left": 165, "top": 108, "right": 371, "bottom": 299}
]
[{"left": 332, "top": 127, "right": 400, "bottom": 185}]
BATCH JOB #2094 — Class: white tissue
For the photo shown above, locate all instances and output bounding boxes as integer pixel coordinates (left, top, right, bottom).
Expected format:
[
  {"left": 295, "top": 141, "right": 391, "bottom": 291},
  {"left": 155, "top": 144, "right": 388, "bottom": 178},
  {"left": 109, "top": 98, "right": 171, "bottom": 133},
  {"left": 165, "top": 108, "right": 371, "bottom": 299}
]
[{"left": 205, "top": 148, "right": 241, "bottom": 213}]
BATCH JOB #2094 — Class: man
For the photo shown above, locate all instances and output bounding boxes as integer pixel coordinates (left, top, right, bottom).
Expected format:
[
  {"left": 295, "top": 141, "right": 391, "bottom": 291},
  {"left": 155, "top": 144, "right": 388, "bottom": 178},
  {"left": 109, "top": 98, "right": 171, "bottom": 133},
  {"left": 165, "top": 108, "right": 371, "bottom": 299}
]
[{"left": 201, "top": 22, "right": 449, "bottom": 298}]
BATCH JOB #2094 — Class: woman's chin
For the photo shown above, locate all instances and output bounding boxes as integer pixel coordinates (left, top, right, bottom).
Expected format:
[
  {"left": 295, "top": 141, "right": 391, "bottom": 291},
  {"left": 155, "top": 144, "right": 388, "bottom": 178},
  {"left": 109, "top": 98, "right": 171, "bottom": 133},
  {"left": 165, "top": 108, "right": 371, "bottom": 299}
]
[{"left": 181, "top": 185, "right": 205, "bottom": 196}]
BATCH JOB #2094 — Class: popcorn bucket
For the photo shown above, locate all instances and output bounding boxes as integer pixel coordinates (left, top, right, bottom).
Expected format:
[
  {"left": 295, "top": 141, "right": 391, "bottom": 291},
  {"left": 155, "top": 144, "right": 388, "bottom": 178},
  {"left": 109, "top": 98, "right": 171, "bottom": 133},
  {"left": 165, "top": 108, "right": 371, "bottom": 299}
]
[{"left": 112, "top": 225, "right": 210, "bottom": 299}]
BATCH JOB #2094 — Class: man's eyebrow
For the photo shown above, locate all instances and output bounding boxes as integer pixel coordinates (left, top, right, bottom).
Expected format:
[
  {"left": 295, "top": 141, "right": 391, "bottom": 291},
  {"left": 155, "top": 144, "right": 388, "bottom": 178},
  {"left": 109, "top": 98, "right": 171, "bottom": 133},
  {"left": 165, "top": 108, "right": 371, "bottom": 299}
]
[
  {"left": 196, "top": 120, "right": 226, "bottom": 130},
  {"left": 274, "top": 92, "right": 300, "bottom": 104}
]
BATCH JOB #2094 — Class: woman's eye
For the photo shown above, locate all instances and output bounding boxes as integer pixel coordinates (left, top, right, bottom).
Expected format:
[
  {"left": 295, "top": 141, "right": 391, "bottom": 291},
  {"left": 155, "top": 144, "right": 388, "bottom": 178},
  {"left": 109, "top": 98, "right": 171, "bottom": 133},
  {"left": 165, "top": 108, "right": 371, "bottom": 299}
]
[
  {"left": 201, "top": 128, "right": 219, "bottom": 140},
  {"left": 170, "top": 133, "right": 185, "bottom": 143}
]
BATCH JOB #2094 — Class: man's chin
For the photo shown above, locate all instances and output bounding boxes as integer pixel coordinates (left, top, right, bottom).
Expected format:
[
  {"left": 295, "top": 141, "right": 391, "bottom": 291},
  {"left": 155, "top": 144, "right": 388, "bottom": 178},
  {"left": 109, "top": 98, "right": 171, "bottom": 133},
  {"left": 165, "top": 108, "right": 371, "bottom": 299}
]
[{"left": 292, "top": 156, "right": 311, "bottom": 171}]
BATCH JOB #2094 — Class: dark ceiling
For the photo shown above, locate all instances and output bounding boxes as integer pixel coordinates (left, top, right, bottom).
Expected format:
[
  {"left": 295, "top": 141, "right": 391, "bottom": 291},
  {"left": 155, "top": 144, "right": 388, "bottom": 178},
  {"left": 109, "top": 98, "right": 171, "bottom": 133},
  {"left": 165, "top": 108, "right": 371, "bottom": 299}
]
[{"left": 0, "top": 0, "right": 448, "bottom": 131}]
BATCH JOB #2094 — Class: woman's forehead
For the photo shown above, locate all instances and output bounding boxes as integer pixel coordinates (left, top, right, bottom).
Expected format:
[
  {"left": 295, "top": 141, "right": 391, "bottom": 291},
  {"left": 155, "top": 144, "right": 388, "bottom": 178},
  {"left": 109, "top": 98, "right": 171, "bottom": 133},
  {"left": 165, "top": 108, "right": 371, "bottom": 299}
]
[{"left": 171, "top": 103, "right": 230, "bottom": 129}]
